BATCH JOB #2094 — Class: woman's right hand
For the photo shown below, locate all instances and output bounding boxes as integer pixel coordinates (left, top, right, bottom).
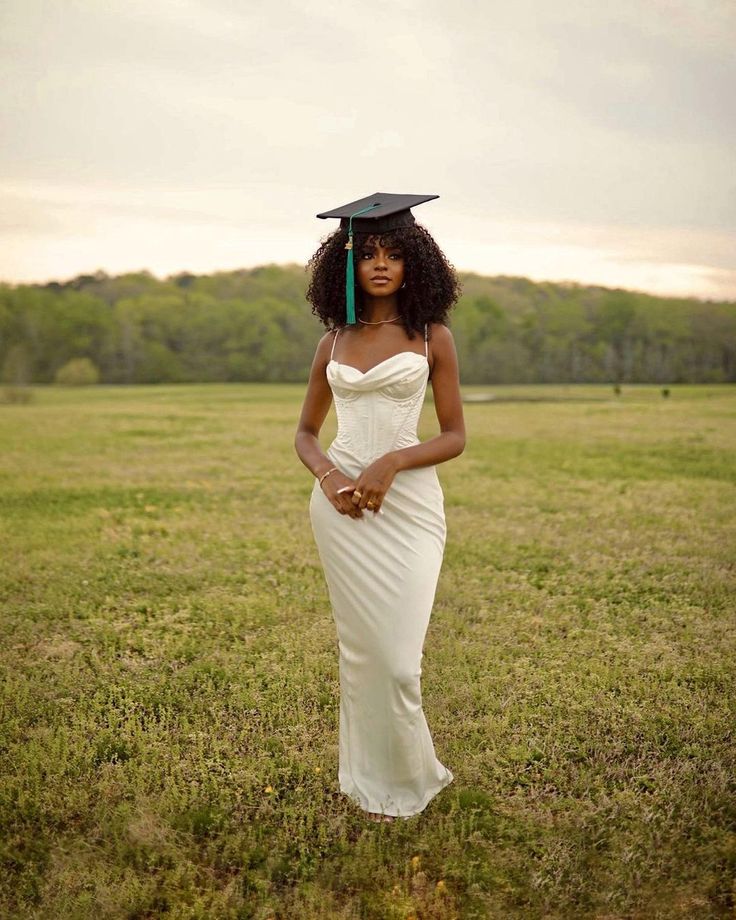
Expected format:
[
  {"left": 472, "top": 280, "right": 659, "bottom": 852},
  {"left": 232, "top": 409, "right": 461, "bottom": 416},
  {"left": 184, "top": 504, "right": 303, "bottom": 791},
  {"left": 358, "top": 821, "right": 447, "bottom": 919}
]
[{"left": 321, "top": 470, "right": 364, "bottom": 518}]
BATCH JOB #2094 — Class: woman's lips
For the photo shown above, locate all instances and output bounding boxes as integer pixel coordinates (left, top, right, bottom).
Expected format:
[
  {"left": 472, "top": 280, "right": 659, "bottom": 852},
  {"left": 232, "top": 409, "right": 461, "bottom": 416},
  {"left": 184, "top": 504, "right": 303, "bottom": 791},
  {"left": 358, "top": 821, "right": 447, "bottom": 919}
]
[{"left": 370, "top": 278, "right": 391, "bottom": 284}]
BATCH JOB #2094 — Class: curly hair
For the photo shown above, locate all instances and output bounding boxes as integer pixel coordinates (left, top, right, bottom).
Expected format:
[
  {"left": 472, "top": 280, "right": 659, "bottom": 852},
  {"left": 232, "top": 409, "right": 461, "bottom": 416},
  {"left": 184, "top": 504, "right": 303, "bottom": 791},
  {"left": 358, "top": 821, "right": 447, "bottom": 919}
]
[{"left": 305, "top": 223, "right": 461, "bottom": 339}]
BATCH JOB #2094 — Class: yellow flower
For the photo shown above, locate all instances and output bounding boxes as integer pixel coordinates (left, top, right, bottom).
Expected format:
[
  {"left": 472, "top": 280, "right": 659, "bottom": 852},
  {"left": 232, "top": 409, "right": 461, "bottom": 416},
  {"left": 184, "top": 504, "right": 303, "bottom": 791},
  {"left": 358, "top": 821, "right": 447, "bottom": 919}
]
[
  {"left": 410, "top": 855, "right": 421, "bottom": 871},
  {"left": 314, "top": 767, "right": 322, "bottom": 774},
  {"left": 264, "top": 785, "right": 273, "bottom": 794},
  {"left": 436, "top": 880, "right": 447, "bottom": 894}
]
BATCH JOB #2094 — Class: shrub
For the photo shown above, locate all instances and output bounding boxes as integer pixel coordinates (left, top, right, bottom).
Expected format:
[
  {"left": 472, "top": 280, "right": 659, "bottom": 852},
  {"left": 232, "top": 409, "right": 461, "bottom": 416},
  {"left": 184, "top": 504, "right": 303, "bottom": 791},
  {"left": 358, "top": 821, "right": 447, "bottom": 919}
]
[
  {"left": 54, "top": 357, "right": 101, "bottom": 386},
  {"left": 0, "top": 386, "right": 34, "bottom": 404}
]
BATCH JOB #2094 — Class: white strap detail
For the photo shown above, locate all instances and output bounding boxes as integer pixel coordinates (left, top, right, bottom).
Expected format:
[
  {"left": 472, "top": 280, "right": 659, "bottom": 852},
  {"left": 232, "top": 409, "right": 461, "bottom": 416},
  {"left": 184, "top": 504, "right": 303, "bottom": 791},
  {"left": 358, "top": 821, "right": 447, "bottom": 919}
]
[{"left": 330, "top": 328, "right": 340, "bottom": 360}]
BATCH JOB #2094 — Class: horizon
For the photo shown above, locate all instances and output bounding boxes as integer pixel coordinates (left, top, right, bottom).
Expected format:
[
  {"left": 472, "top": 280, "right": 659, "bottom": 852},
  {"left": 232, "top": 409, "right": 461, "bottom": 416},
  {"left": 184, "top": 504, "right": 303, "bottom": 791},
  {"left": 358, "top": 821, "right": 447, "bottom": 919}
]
[{"left": 5, "top": 260, "right": 733, "bottom": 306}]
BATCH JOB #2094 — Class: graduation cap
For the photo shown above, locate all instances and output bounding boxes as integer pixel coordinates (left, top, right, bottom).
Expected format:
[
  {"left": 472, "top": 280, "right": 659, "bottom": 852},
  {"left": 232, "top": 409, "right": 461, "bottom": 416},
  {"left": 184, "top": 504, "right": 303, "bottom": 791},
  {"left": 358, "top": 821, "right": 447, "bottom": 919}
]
[{"left": 316, "top": 192, "right": 439, "bottom": 324}]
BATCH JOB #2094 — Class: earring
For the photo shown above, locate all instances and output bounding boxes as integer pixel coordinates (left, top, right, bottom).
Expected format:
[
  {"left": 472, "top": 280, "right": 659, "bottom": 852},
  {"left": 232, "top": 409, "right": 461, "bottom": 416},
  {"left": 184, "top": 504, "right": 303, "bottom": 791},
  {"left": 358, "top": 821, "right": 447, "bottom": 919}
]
[{"left": 400, "top": 282, "right": 407, "bottom": 289}]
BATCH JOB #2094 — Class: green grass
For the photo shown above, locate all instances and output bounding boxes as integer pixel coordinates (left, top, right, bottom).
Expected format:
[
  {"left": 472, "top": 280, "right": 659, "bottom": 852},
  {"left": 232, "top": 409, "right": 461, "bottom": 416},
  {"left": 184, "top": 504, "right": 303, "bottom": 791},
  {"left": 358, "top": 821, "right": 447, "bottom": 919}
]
[{"left": 1, "top": 382, "right": 735, "bottom": 919}]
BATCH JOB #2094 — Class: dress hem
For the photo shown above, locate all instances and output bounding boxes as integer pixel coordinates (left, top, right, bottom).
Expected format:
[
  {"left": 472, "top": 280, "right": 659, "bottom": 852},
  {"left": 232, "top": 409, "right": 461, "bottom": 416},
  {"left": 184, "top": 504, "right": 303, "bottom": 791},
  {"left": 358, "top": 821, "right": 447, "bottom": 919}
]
[{"left": 339, "top": 768, "right": 454, "bottom": 819}]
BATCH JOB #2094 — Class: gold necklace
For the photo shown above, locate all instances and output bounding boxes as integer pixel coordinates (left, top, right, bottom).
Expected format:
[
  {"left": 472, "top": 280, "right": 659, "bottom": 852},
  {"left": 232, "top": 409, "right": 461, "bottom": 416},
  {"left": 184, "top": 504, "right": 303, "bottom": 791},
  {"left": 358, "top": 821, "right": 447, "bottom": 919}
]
[{"left": 358, "top": 315, "right": 401, "bottom": 325}]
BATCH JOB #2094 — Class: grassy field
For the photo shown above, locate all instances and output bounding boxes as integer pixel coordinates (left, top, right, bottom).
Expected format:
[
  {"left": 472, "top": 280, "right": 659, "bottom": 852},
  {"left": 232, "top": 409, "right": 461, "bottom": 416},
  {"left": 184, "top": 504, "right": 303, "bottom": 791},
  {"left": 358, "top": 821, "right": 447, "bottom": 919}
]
[{"left": 1, "top": 382, "right": 734, "bottom": 920}]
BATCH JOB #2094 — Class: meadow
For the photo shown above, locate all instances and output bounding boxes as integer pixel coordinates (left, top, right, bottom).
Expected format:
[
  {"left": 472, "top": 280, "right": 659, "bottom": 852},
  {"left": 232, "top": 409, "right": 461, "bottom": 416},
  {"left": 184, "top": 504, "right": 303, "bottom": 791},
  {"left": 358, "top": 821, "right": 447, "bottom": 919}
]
[{"left": 1, "top": 382, "right": 734, "bottom": 919}]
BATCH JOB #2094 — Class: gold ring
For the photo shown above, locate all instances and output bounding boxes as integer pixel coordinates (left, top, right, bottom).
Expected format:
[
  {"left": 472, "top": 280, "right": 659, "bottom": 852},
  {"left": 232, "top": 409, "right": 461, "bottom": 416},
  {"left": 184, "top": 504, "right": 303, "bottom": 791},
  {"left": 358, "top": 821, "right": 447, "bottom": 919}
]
[
  {"left": 366, "top": 501, "right": 376, "bottom": 509},
  {"left": 353, "top": 490, "right": 362, "bottom": 499}
]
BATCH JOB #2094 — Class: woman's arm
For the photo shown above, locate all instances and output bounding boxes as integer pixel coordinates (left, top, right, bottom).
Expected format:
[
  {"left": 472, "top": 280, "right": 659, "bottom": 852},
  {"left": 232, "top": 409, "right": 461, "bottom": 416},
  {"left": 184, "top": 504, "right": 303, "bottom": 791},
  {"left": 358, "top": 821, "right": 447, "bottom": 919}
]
[
  {"left": 294, "top": 331, "right": 364, "bottom": 518},
  {"left": 392, "top": 322, "right": 466, "bottom": 471},
  {"left": 350, "top": 323, "right": 465, "bottom": 513}
]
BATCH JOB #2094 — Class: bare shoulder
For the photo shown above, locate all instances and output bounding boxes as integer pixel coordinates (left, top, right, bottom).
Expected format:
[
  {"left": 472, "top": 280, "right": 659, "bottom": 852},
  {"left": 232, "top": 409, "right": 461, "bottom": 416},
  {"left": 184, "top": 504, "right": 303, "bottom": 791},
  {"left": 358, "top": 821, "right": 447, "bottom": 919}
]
[
  {"left": 314, "top": 328, "right": 339, "bottom": 362},
  {"left": 427, "top": 322, "right": 456, "bottom": 356},
  {"left": 427, "top": 322, "right": 454, "bottom": 342}
]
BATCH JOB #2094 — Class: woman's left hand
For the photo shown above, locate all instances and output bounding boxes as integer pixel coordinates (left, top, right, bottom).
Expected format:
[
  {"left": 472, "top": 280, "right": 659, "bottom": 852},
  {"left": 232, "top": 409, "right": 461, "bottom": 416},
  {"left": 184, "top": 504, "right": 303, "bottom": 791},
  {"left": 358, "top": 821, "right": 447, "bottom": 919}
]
[{"left": 351, "top": 453, "right": 399, "bottom": 514}]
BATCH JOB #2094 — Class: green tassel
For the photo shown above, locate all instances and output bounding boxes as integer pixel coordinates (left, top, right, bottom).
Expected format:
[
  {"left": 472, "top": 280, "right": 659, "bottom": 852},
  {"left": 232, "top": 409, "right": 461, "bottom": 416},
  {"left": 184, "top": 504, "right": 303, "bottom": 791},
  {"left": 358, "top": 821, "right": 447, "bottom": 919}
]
[
  {"left": 345, "top": 232, "right": 356, "bottom": 324},
  {"left": 345, "top": 203, "right": 381, "bottom": 325}
]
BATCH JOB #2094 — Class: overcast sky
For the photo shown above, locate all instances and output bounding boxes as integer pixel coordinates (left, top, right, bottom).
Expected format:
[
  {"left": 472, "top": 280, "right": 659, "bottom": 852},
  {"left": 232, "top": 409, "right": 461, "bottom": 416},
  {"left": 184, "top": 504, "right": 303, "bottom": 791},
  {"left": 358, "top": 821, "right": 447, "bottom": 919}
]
[{"left": 1, "top": 0, "right": 734, "bottom": 299}]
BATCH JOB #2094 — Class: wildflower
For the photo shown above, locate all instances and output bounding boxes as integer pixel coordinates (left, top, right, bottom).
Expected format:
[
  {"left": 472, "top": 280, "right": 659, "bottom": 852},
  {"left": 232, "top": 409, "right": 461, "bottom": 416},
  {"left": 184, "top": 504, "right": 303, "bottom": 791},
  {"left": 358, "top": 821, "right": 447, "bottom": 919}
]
[
  {"left": 264, "top": 785, "right": 274, "bottom": 794},
  {"left": 436, "top": 880, "right": 447, "bottom": 894},
  {"left": 410, "top": 855, "right": 421, "bottom": 871},
  {"left": 314, "top": 767, "right": 322, "bottom": 774}
]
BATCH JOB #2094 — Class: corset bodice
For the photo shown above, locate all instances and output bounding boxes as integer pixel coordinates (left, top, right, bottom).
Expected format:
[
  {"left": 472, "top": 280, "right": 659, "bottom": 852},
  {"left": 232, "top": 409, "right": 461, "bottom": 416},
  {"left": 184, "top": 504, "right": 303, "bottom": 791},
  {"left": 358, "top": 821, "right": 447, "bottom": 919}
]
[{"left": 326, "top": 352, "right": 429, "bottom": 466}]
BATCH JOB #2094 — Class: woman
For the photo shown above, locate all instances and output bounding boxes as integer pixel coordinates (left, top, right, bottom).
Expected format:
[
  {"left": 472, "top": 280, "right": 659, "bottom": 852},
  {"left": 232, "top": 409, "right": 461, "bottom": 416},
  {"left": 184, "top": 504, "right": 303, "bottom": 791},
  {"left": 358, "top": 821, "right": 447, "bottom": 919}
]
[{"left": 294, "top": 193, "right": 465, "bottom": 822}]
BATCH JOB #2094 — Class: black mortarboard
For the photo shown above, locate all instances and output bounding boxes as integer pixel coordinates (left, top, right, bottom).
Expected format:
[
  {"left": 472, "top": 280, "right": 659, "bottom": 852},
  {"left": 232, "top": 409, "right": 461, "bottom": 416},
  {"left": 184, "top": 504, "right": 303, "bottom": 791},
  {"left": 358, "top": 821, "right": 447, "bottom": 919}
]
[{"left": 316, "top": 192, "right": 439, "bottom": 323}]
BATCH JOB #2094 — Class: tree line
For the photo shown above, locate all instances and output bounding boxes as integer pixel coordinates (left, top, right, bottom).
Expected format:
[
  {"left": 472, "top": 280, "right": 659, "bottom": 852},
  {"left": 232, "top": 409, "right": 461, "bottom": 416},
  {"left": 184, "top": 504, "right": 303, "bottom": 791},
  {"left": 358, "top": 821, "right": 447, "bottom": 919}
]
[{"left": 1, "top": 266, "right": 734, "bottom": 385}]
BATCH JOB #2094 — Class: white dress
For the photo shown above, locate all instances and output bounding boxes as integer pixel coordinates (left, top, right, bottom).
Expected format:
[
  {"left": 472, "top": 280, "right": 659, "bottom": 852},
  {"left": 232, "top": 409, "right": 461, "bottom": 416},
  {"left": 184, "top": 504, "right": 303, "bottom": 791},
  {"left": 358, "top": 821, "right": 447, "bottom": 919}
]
[{"left": 309, "top": 324, "right": 454, "bottom": 818}]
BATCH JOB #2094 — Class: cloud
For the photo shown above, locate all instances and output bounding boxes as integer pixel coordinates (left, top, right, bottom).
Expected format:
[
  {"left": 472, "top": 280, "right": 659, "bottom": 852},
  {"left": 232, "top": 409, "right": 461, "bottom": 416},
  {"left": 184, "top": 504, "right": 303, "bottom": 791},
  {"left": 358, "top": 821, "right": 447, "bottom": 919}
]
[{"left": 0, "top": 0, "right": 733, "bottom": 296}]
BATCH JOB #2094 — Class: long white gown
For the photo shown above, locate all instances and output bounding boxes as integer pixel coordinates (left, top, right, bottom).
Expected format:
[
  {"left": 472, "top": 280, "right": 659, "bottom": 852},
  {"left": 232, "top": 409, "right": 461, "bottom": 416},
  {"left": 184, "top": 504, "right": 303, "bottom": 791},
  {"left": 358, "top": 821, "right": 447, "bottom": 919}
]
[{"left": 309, "top": 324, "right": 454, "bottom": 818}]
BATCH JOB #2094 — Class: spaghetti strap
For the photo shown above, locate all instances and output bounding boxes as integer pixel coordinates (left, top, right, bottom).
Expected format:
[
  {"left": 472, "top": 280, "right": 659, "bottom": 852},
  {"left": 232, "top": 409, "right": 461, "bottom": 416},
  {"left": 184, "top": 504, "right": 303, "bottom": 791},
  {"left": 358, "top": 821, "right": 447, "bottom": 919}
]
[
  {"left": 424, "top": 323, "right": 428, "bottom": 357},
  {"left": 330, "top": 327, "right": 340, "bottom": 361}
]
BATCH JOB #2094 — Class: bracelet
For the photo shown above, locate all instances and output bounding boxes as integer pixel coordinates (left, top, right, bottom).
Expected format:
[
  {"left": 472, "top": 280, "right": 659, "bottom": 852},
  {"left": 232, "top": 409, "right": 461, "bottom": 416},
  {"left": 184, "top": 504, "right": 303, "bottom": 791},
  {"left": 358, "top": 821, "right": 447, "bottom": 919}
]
[{"left": 318, "top": 466, "right": 338, "bottom": 488}]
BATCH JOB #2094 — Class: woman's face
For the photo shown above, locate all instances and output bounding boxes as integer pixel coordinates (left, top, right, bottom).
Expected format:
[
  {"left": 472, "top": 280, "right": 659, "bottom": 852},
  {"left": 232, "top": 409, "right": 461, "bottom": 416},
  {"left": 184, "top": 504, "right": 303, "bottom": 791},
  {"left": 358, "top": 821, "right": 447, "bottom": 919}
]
[{"left": 355, "top": 235, "right": 405, "bottom": 296}]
